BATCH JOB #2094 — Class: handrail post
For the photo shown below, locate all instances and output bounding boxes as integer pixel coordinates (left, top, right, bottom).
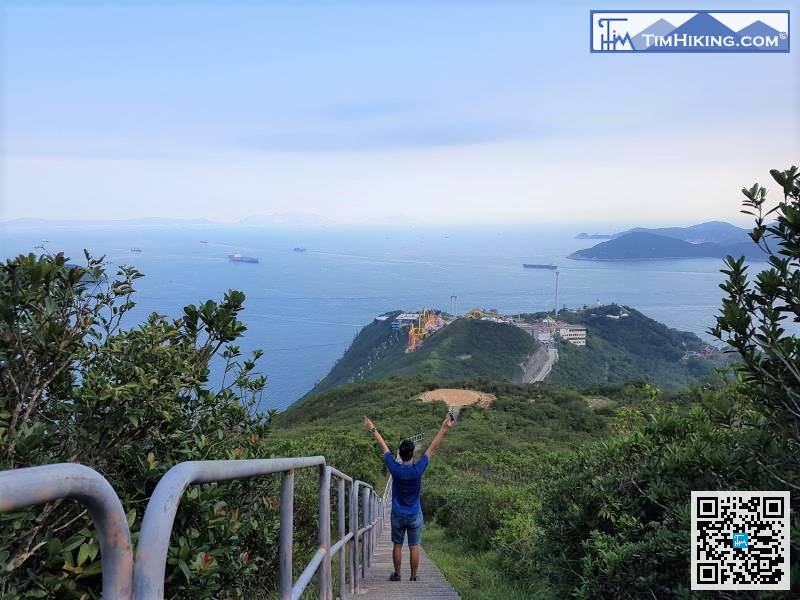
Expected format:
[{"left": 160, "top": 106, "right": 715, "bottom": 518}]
[
  {"left": 365, "top": 488, "right": 372, "bottom": 567},
  {"left": 319, "top": 465, "right": 332, "bottom": 600},
  {"left": 371, "top": 491, "right": 375, "bottom": 561},
  {"left": 361, "top": 486, "right": 369, "bottom": 578},
  {"left": 373, "top": 495, "right": 377, "bottom": 558},
  {"left": 350, "top": 481, "right": 359, "bottom": 594},
  {"left": 279, "top": 469, "right": 294, "bottom": 600},
  {"left": 337, "top": 477, "right": 346, "bottom": 598}
]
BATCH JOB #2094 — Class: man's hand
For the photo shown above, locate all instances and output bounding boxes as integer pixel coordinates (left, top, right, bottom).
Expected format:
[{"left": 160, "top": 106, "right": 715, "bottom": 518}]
[
  {"left": 426, "top": 412, "right": 455, "bottom": 458},
  {"left": 363, "top": 416, "right": 389, "bottom": 454}
]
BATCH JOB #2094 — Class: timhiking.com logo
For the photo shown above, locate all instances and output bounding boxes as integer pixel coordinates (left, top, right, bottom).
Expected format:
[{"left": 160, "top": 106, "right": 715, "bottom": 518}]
[{"left": 591, "top": 10, "right": 790, "bottom": 53}]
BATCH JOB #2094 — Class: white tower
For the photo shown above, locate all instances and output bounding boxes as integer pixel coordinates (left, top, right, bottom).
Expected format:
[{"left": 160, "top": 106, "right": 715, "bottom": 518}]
[{"left": 555, "top": 271, "right": 560, "bottom": 316}]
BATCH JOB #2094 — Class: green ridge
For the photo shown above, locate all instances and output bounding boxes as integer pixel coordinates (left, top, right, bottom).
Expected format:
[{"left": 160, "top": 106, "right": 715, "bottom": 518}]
[
  {"left": 306, "top": 304, "right": 716, "bottom": 399},
  {"left": 546, "top": 305, "right": 718, "bottom": 389},
  {"left": 309, "top": 315, "right": 538, "bottom": 396}
]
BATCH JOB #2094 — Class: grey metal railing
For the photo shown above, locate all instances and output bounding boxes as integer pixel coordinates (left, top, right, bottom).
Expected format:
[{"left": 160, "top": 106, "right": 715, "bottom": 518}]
[
  {"left": 0, "top": 464, "right": 134, "bottom": 599},
  {"left": 0, "top": 458, "right": 389, "bottom": 600},
  {"left": 403, "top": 433, "right": 425, "bottom": 445}
]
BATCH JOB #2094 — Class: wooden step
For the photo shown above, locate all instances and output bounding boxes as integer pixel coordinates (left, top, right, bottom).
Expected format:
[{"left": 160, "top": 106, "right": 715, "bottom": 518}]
[{"left": 354, "top": 526, "right": 459, "bottom": 599}]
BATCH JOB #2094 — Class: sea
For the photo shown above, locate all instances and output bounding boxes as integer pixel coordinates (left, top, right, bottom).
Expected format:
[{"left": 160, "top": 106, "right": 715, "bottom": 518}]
[{"left": 0, "top": 224, "right": 764, "bottom": 412}]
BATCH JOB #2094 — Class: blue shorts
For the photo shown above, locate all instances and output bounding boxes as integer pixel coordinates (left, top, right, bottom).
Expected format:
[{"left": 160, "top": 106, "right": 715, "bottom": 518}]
[{"left": 391, "top": 510, "right": 423, "bottom": 546}]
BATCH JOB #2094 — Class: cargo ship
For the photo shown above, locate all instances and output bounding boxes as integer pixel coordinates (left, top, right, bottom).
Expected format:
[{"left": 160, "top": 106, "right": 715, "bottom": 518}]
[
  {"left": 523, "top": 263, "right": 557, "bottom": 270},
  {"left": 229, "top": 253, "right": 259, "bottom": 263}
]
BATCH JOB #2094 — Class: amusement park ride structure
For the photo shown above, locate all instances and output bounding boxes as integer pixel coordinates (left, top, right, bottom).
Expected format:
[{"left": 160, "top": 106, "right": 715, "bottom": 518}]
[{"left": 406, "top": 309, "right": 446, "bottom": 352}]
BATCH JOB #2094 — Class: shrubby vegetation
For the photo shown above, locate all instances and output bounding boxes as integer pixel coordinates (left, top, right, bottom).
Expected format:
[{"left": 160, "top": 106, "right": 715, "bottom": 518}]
[
  {"left": 0, "top": 252, "right": 291, "bottom": 598},
  {"left": 547, "top": 304, "right": 718, "bottom": 389},
  {"left": 499, "top": 390, "right": 798, "bottom": 598}
]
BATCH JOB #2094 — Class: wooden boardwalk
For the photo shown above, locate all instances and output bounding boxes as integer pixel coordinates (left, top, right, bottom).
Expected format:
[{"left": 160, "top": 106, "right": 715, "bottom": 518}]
[{"left": 355, "top": 526, "right": 459, "bottom": 599}]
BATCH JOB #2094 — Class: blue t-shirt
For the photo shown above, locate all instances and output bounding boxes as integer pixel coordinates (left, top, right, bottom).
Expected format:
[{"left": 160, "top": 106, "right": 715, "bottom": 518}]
[{"left": 384, "top": 451, "right": 429, "bottom": 516}]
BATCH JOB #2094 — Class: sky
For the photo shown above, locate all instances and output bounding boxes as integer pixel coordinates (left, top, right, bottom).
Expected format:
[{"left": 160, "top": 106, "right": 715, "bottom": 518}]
[{"left": 1, "top": 0, "right": 798, "bottom": 226}]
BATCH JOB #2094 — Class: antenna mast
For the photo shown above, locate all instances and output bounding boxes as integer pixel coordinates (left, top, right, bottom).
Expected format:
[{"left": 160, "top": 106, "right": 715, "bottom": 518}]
[{"left": 555, "top": 271, "right": 560, "bottom": 316}]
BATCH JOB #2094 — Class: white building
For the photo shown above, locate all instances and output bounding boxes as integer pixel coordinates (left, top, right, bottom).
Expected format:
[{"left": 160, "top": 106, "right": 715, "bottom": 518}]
[
  {"left": 392, "top": 313, "right": 420, "bottom": 330},
  {"left": 558, "top": 325, "right": 587, "bottom": 346}
]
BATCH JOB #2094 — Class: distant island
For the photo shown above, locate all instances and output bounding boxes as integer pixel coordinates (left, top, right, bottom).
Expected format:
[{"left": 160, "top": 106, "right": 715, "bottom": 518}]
[
  {"left": 576, "top": 232, "right": 612, "bottom": 239},
  {"left": 569, "top": 221, "right": 764, "bottom": 261},
  {"left": 613, "top": 221, "right": 751, "bottom": 245}
]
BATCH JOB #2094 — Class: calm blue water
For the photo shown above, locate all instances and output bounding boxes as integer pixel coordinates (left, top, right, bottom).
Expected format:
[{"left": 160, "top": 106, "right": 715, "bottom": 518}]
[{"left": 1, "top": 225, "right": 757, "bottom": 411}]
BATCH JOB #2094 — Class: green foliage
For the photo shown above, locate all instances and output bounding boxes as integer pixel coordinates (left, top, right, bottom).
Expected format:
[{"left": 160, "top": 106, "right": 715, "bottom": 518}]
[
  {"left": 712, "top": 165, "right": 800, "bottom": 439},
  {"left": 0, "top": 252, "right": 277, "bottom": 599},
  {"left": 370, "top": 319, "right": 538, "bottom": 382},
  {"left": 280, "top": 377, "right": 652, "bottom": 556},
  {"left": 498, "top": 397, "right": 799, "bottom": 599},
  {"left": 423, "top": 522, "right": 545, "bottom": 600},
  {"left": 310, "top": 316, "right": 538, "bottom": 395},
  {"left": 311, "top": 311, "right": 406, "bottom": 392},
  {"left": 547, "top": 305, "right": 717, "bottom": 389}
]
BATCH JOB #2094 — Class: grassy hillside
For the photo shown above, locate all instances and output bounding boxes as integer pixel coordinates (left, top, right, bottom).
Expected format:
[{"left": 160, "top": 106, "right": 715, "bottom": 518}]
[
  {"left": 280, "top": 377, "right": 626, "bottom": 447},
  {"left": 310, "top": 315, "right": 538, "bottom": 395},
  {"left": 273, "top": 376, "right": 694, "bottom": 598},
  {"left": 525, "top": 304, "right": 717, "bottom": 390}
]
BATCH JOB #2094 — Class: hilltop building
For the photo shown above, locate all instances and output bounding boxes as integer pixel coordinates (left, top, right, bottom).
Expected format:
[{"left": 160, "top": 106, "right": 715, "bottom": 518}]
[
  {"left": 391, "top": 313, "right": 420, "bottom": 330},
  {"left": 558, "top": 325, "right": 587, "bottom": 346},
  {"left": 527, "top": 317, "right": 559, "bottom": 343}
]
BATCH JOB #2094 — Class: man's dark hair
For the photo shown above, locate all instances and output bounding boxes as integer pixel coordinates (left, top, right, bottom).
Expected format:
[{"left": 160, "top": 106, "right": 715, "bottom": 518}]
[{"left": 399, "top": 439, "right": 415, "bottom": 461}]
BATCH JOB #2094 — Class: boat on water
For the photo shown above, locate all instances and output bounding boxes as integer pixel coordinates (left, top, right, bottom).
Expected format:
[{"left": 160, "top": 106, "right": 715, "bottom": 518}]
[
  {"left": 293, "top": 247, "right": 307, "bottom": 253},
  {"left": 200, "top": 240, "right": 209, "bottom": 244},
  {"left": 523, "top": 263, "right": 557, "bottom": 270},
  {"left": 131, "top": 247, "right": 142, "bottom": 253},
  {"left": 229, "top": 253, "right": 259, "bottom": 263}
]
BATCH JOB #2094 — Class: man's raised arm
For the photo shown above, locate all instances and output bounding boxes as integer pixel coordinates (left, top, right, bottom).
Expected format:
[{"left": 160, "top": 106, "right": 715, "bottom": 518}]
[
  {"left": 425, "top": 413, "right": 455, "bottom": 458},
  {"left": 363, "top": 416, "right": 390, "bottom": 455}
]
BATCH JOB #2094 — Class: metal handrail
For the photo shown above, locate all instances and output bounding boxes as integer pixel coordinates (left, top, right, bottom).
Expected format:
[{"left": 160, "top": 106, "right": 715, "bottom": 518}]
[
  {"left": 0, "top": 464, "right": 134, "bottom": 599},
  {"left": 0, "top": 457, "right": 391, "bottom": 599},
  {"left": 402, "top": 432, "right": 425, "bottom": 445}
]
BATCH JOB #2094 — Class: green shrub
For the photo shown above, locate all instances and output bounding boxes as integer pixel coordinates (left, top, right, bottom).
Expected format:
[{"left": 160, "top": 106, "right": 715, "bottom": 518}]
[
  {"left": 497, "top": 401, "right": 799, "bottom": 598},
  {"left": 0, "top": 252, "right": 283, "bottom": 599}
]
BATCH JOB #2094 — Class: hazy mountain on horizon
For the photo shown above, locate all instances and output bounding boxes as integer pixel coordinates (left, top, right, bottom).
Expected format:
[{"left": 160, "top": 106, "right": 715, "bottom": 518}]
[
  {"left": 613, "top": 221, "right": 749, "bottom": 245},
  {"left": 1, "top": 216, "right": 219, "bottom": 228},
  {"left": 238, "top": 213, "right": 334, "bottom": 227}
]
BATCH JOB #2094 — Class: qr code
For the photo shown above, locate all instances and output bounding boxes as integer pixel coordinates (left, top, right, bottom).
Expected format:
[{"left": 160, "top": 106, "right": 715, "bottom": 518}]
[{"left": 691, "top": 491, "right": 790, "bottom": 590}]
